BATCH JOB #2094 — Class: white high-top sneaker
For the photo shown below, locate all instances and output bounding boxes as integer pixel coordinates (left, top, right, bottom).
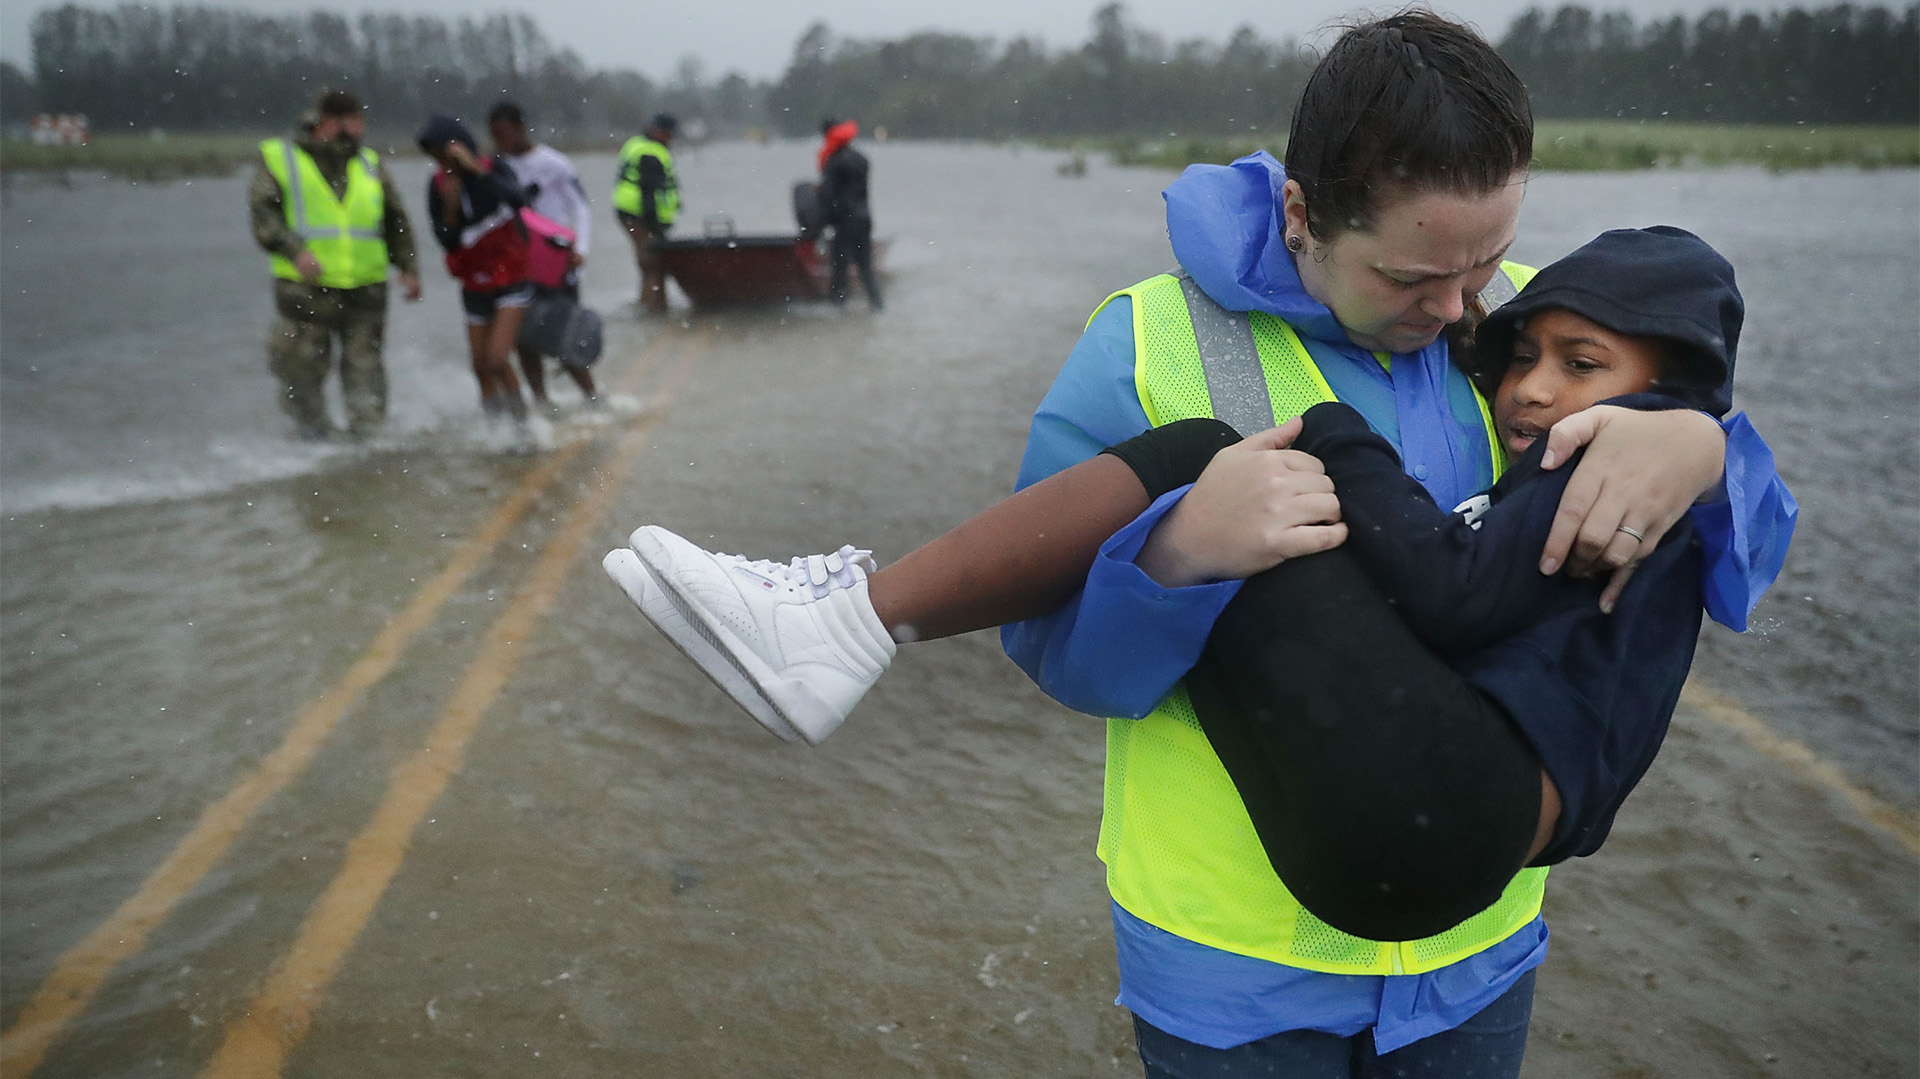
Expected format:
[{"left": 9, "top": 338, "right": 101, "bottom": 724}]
[
  {"left": 602, "top": 547, "right": 791, "bottom": 738},
  {"left": 602, "top": 526, "right": 896, "bottom": 745}
]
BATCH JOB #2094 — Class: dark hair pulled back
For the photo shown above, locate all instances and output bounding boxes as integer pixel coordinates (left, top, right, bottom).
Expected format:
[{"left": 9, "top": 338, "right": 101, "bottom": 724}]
[{"left": 1285, "top": 9, "right": 1532, "bottom": 243}]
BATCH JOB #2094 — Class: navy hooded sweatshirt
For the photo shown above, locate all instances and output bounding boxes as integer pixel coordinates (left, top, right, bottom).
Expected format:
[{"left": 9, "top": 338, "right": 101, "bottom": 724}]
[
  {"left": 415, "top": 113, "right": 526, "bottom": 263},
  {"left": 1296, "top": 226, "right": 1748, "bottom": 864}
]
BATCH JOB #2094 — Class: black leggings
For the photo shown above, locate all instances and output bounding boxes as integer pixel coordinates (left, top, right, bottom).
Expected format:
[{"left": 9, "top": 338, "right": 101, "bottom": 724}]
[{"left": 1105, "top": 419, "right": 1541, "bottom": 942}]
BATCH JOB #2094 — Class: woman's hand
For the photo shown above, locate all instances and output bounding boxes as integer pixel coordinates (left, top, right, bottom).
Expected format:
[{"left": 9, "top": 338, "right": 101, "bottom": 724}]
[
  {"left": 1538, "top": 404, "right": 1726, "bottom": 609},
  {"left": 1137, "top": 417, "right": 1347, "bottom": 588}
]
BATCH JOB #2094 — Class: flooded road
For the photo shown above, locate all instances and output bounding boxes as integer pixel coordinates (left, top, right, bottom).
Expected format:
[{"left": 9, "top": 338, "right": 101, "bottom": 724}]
[{"left": 3, "top": 143, "right": 1915, "bottom": 1077}]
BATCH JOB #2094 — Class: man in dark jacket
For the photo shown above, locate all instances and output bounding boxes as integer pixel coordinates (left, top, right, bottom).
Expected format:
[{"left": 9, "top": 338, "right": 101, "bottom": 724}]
[
  {"left": 817, "top": 118, "right": 882, "bottom": 310},
  {"left": 248, "top": 89, "right": 420, "bottom": 440}
]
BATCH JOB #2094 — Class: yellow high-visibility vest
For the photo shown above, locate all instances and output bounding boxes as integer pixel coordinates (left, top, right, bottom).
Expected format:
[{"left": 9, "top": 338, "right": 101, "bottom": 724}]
[
  {"left": 613, "top": 137, "right": 678, "bottom": 225},
  {"left": 1095, "top": 264, "right": 1548, "bottom": 976},
  {"left": 260, "top": 138, "right": 389, "bottom": 290}
]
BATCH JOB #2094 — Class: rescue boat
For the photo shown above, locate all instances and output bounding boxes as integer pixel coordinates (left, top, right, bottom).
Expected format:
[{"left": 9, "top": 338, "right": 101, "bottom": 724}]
[{"left": 656, "top": 181, "right": 886, "bottom": 307}]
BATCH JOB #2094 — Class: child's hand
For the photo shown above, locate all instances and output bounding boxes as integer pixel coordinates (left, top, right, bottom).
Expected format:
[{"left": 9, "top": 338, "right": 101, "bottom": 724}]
[
  {"left": 443, "top": 141, "right": 480, "bottom": 173},
  {"left": 1138, "top": 418, "right": 1347, "bottom": 588}
]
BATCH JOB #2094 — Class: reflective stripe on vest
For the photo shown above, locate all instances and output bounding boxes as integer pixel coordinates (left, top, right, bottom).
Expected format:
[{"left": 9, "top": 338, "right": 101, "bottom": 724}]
[
  {"left": 613, "top": 137, "right": 678, "bottom": 224},
  {"left": 261, "top": 139, "right": 389, "bottom": 289},
  {"left": 1090, "top": 268, "right": 1546, "bottom": 977}
]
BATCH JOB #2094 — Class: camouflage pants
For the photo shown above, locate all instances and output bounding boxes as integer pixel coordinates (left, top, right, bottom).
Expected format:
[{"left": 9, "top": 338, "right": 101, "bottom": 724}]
[{"left": 267, "top": 279, "right": 389, "bottom": 436}]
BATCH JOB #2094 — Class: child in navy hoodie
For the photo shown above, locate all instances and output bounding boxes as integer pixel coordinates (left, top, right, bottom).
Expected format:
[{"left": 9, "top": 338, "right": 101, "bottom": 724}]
[
  {"left": 605, "top": 227, "right": 1787, "bottom": 939},
  {"left": 1168, "top": 225, "right": 1755, "bottom": 938},
  {"left": 417, "top": 112, "right": 533, "bottom": 433}
]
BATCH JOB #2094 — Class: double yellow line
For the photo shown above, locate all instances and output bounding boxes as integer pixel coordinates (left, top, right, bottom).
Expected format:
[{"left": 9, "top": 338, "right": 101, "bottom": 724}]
[
  {"left": 2, "top": 327, "right": 707, "bottom": 1078},
  {"left": 1680, "top": 682, "right": 1920, "bottom": 857}
]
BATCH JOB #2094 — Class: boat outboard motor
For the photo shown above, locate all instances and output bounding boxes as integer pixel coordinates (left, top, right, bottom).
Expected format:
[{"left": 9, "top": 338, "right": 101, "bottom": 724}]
[{"left": 793, "top": 180, "right": 825, "bottom": 238}]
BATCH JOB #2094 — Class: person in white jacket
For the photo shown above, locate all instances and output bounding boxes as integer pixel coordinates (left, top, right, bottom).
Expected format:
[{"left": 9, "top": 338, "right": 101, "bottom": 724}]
[{"left": 489, "top": 101, "right": 599, "bottom": 408}]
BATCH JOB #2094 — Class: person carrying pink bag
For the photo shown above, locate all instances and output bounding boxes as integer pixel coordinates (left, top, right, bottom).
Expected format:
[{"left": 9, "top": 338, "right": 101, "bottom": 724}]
[{"left": 491, "top": 101, "right": 602, "bottom": 410}]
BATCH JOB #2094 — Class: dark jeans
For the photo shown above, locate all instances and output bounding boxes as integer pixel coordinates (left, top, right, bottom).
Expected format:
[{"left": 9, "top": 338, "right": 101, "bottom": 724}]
[
  {"left": 829, "top": 217, "right": 882, "bottom": 308},
  {"left": 1134, "top": 969, "right": 1535, "bottom": 1079}
]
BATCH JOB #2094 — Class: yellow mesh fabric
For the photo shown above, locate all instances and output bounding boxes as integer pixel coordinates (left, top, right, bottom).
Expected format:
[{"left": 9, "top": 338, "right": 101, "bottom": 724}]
[
  {"left": 1093, "top": 273, "right": 1545, "bottom": 976},
  {"left": 260, "top": 139, "right": 389, "bottom": 290},
  {"left": 1499, "top": 260, "right": 1539, "bottom": 291},
  {"left": 1408, "top": 869, "right": 1549, "bottom": 965},
  {"left": 1247, "top": 312, "right": 1339, "bottom": 422},
  {"left": 1132, "top": 276, "right": 1208, "bottom": 427}
]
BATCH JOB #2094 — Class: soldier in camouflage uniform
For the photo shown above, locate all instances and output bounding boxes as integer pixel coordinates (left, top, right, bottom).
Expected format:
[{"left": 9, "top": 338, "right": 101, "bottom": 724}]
[{"left": 249, "top": 89, "right": 422, "bottom": 440}]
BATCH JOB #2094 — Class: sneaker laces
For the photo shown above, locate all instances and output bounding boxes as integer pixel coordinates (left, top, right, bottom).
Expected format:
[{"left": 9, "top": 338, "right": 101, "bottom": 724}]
[{"left": 723, "top": 545, "right": 878, "bottom": 599}]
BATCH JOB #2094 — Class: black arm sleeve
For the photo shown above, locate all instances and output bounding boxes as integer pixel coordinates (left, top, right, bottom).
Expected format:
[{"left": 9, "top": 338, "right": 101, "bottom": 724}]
[
  {"left": 637, "top": 155, "right": 666, "bottom": 224},
  {"left": 425, "top": 178, "right": 458, "bottom": 253},
  {"left": 474, "top": 156, "right": 526, "bottom": 210},
  {"left": 817, "top": 161, "right": 841, "bottom": 220},
  {"left": 425, "top": 163, "right": 525, "bottom": 253},
  {"left": 1100, "top": 417, "right": 1244, "bottom": 501},
  {"left": 1293, "top": 401, "right": 1598, "bottom": 657}
]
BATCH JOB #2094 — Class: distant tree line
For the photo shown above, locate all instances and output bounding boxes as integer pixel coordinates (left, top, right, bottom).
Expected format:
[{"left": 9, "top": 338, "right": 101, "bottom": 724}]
[
  {"left": 1499, "top": 3, "right": 1918, "bottom": 122},
  {"left": 770, "top": 5, "right": 1310, "bottom": 138},
  {"left": 3, "top": 1, "right": 1914, "bottom": 137},
  {"left": 4, "top": 4, "right": 761, "bottom": 137}
]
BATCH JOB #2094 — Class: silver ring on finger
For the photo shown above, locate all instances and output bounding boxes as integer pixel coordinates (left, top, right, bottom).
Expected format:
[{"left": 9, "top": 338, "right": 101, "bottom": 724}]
[{"left": 1615, "top": 524, "right": 1646, "bottom": 543}]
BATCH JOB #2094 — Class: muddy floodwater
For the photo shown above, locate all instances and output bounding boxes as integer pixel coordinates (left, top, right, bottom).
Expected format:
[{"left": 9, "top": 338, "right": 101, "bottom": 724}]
[{"left": 3, "top": 143, "right": 1915, "bottom": 1078}]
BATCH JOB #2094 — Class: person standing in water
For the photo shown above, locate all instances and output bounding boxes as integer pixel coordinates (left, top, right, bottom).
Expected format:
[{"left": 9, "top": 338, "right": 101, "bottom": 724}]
[
  {"left": 818, "top": 118, "right": 882, "bottom": 310},
  {"left": 417, "top": 113, "right": 534, "bottom": 441},
  {"left": 488, "top": 101, "right": 599, "bottom": 410},
  {"left": 614, "top": 114, "right": 679, "bottom": 316},
  {"left": 249, "top": 89, "right": 421, "bottom": 441}
]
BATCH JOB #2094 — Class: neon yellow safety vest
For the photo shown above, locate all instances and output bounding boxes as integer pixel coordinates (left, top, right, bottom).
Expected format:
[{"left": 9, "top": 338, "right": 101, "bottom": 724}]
[
  {"left": 613, "top": 137, "right": 679, "bottom": 225},
  {"left": 260, "top": 138, "right": 389, "bottom": 290},
  {"left": 1093, "top": 263, "right": 1544, "bottom": 977}
]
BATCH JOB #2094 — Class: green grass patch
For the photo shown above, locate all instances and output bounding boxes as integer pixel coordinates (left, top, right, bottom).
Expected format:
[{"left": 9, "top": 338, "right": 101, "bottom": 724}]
[
  {"left": 1530, "top": 120, "right": 1919, "bottom": 170},
  {"left": 0, "top": 131, "right": 272, "bottom": 180},
  {"left": 0, "top": 130, "right": 453, "bottom": 180},
  {"left": 1079, "top": 121, "right": 1919, "bottom": 173}
]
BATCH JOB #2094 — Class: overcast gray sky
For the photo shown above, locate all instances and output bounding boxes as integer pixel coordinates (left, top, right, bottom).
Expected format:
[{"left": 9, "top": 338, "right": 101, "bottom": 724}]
[{"left": 2, "top": 0, "right": 1774, "bottom": 78}]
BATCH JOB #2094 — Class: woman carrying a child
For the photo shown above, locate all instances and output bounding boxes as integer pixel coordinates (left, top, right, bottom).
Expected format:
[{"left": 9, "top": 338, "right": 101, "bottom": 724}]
[{"left": 605, "top": 11, "right": 1794, "bottom": 1076}]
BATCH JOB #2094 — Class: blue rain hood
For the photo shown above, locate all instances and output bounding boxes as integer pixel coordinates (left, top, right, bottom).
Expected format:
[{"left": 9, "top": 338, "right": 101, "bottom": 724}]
[{"left": 1163, "top": 151, "right": 1488, "bottom": 502}]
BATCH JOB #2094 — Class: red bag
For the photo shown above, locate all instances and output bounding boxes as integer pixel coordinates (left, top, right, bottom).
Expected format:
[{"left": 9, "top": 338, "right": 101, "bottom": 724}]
[
  {"left": 443, "top": 215, "right": 529, "bottom": 291},
  {"left": 436, "top": 162, "right": 532, "bottom": 291}
]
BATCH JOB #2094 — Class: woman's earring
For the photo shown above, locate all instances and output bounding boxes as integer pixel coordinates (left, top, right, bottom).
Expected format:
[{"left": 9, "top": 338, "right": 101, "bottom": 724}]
[{"left": 1285, "top": 233, "right": 1304, "bottom": 254}]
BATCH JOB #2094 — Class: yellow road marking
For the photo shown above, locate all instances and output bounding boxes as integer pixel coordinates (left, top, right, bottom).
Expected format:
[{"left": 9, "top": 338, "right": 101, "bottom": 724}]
[
  {"left": 198, "top": 328, "right": 708, "bottom": 1079},
  {"left": 0, "top": 333, "right": 674, "bottom": 1078},
  {"left": 1680, "top": 681, "right": 1920, "bottom": 857}
]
